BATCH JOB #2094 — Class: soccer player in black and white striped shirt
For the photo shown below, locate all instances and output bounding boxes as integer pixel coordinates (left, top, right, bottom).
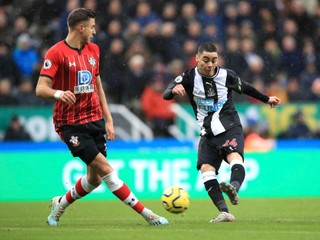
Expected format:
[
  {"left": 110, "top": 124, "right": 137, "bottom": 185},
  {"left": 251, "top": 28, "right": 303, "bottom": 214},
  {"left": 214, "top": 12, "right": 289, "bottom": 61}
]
[{"left": 164, "top": 42, "right": 280, "bottom": 223}]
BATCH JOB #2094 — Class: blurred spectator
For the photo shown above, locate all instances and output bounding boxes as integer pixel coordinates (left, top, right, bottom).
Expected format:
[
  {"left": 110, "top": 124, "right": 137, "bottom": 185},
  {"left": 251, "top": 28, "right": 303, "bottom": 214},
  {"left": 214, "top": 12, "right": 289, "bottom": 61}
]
[
  {"left": 302, "top": 38, "right": 318, "bottom": 67},
  {"left": 0, "top": 5, "right": 14, "bottom": 46},
  {"left": 242, "top": 54, "right": 268, "bottom": 86},
  {"left": 280, "top": 35, "right": 304, "bottom": 77},
  {"left": 239, "top": 20, "right": 256, "bottom": 40},
  {"left": 123, "top": 20, "right": 141, "bottom": 45},
  {"left": 166, "top": 58, "right": 188, "bottom": 104},
  {"left": 287, "top": 0, "right": 315, "bottom": 38},
  {"left": 198, "top": 0, "right": 224, "bottom": 41},
  {"left": 103, "top": 38, "right": 126, "bottom": 103},
  {"left": 0, "top": 42, "right": 20, "bottom": 86},
  {"left": 239, "top": 37, "right": 258, "bottom": 80},
  {"left": 278, "top": 110, "right": 313, "bottom": 139},
  {"left": 280, "top": 17, "right": 302, "bottom": 48},
  {"left": 287, "top": 76, "right": 308, "bottom": 102},
  {"left": 83, "top": 0, "right": 97, "bottom": 12},
  {"left": 299, "top": 62, "right": 319, "bottom": 100},
  {"left": 12, "top": 16, "right": 29, "bottom": 45},
  {"left": 311, "top": 77, "right": 320, "bottom": 100},
  {"left": 160, "top": 2, "right": 178, "bottom": 22},
  {"left": 258, "top": 20, "right": 278, "bottom": 47},
  {"left": 266, "top": 73, "right": 288, "bottom": 103},
  {"left": 12, "top": 33, "right": 40, "bottom": 79},
  {"left": 0, "top": 78, "right": 17, "bottom": 105},
  {"left": 3, "top": 115, "right": 32, "bottom": 141},
  {"left": 185, "top": 20, "right": 204, "bottom": 45},
  {"left": 97, "top": 18, "right": 123, "bottom": 57},
  {"left": 202, "top": 23, "right": 222, "bottom": 43},
  {"left": 224, "top": 22, "right": 239, "bottom": 39},
  {"left": 98, "top": 0, "right": 126, "bottom": 28},
  {"left": 158, "top": 22, "right": 181, "bottom": 62},
  {"left": 135, "top": 1, "right": 159, "bottom": 30},
  {"left": 259, "top": 38, "right": 282, "bottom": 80},
  {"left": 224, "top": 37, "right": 247, "bottom": 75},
  {"left": 124, "top": 39, "right": 151, "bottom": 66},
  {"left": 223, "top": 4, "right": 238, "bottom": 26},
  {"left": 141, "top": 76, "right": 175, "bottom": 137},
  {"left": 122, "top": 54, "right": 149, "bottom": 117},
  {"left": 167, "top": 58, "right": 185, "bottom": 80},
  {"left": 59, "top": 0, "right": 81, "bottom": 39},
  {"left": 176, "top": 2, "right": 198, "bottom": 36},
  {"left": 244, "top": 118, "right": 275, "bottom": 152},
  {"left": 236, "top": 0, "right": 257, "bottom": 27},
  {"left": 143, "top": 21, "right": 162, "bottom": 60},
  {"left": 181, "top": 39, "right": 198, "bottom": 68},
  {"left": 15, "top": 77, "right": 50, "bottom": 106}
]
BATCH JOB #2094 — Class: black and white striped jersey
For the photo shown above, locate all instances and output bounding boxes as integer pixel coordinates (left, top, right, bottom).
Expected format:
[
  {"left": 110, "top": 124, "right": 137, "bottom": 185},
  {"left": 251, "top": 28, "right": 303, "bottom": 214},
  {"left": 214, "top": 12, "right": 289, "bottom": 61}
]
[{"left": 163, "top": 66, "right": 269, "bottom": 137}]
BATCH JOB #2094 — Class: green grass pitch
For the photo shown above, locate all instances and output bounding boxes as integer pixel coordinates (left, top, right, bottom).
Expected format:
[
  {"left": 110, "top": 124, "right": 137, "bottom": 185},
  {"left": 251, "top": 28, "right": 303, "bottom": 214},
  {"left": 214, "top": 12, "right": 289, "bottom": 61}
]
[{"left": 0, "top": 198, "right": 319, "bottom": 240}]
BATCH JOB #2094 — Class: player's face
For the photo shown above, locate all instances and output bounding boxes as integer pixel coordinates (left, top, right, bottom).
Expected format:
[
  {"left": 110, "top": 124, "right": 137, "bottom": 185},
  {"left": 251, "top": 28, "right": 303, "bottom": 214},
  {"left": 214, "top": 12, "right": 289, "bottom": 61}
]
[
  {"left": 80, "top": 18, "right": 96, "bottom": 44},
  {"left": 196, "top": 51, "right": 218, "bottom": 77}
]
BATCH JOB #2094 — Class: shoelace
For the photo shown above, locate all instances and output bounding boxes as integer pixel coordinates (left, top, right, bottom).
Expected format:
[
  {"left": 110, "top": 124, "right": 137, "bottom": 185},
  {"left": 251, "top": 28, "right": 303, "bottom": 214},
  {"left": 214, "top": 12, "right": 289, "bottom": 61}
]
[{"left": 54, "top": 206, "right": 65, "bottom": 220}]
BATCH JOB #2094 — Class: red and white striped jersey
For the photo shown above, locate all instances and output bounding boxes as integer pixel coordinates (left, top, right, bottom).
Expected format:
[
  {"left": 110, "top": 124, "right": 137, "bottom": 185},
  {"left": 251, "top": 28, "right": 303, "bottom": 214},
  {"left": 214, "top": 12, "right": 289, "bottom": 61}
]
[{"left": 40, "top": 40, "right": 103, "bottom": 127}]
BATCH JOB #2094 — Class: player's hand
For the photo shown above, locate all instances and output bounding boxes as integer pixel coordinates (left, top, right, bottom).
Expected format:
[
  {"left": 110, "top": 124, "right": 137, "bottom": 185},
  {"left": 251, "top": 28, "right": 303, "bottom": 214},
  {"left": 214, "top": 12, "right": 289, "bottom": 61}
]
[
  {"left": 268, "top": 96, "right": 281, "bottom": 108},
  {"left": 172, "top": 84, "right": 186, "bottom": 96},
  {"left": 60, "top": 90, "right": 76, "bottom": 105},
  {"left": 105, "top": 121, "right": 115, "bottom": 141}
]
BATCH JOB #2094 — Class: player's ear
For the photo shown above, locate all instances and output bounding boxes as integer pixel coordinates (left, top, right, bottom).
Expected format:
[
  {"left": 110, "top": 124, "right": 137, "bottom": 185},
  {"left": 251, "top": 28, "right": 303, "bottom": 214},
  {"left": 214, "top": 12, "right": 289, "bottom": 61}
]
[{"left": 78, "top": 23, "right": 85, "bottom": 32}]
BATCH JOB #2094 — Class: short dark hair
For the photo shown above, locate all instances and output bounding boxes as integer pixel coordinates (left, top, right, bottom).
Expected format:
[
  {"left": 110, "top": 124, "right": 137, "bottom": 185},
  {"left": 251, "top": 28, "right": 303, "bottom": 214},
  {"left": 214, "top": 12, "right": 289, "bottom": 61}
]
[
  {"left": 67, "top": 8, "right": 96, "bottom": 28},
  {"left": 197, "top": 42, "right": 217, "bottom": 54}
]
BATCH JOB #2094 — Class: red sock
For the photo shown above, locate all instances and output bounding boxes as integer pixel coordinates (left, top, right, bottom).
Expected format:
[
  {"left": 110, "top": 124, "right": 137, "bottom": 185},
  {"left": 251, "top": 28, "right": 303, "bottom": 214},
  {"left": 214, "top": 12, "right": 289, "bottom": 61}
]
[
  {"left": 65, "top": 177, "right": 88, "bottom": 204},
  {"left": 112, "top": 183, "right": 145, "bottom": 213}
]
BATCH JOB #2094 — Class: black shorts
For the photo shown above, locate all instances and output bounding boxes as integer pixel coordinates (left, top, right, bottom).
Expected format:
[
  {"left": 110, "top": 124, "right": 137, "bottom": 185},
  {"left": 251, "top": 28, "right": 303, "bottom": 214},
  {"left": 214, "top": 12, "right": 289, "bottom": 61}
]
[
  {"left": 197, "top": 126, "right": 244, "bottom": 173},
  {"left": 59, "top": 119, "right": 107, "bottom": 165}
]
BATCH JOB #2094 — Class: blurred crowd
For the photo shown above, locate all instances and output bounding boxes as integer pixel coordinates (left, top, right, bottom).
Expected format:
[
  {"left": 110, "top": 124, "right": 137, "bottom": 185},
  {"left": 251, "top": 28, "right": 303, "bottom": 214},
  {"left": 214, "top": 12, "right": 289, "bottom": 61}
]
[{"left": 1, "top": 0, "right": 320, "bottom": 138}]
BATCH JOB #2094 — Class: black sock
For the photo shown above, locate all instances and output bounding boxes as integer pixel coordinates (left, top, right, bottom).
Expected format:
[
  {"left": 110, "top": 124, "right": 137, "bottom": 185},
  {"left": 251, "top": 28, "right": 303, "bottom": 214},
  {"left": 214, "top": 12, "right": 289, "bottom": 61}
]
[
  {"left": 230, "top": 164, "right": 245, "bottom": 192},
  {"left": 204, "top": 179, "right": 228, "bottom": 212}
]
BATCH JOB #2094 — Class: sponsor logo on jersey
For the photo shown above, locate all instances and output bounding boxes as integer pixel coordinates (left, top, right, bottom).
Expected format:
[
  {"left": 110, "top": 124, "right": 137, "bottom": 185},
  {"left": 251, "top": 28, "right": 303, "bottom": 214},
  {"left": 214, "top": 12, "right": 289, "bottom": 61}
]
[
  {"left": 78, "top": 70, "right": 92, "bottom": 85},
  {"left": 195, "top": 97, "right": 226, "bottom": 112},
  {"left": 74, "top": 70, "right": 94, "bottom": 94}
]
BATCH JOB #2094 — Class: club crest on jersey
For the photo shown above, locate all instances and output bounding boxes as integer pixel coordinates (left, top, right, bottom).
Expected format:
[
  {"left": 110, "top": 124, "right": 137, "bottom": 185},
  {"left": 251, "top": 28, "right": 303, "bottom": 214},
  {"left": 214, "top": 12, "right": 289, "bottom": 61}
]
[
  {"left": 69, "top": 136, "right": 80, "bottom": 147},
  {"left": 89, "top": 57, "right": 96, "bottom": 67},
  {"left": 207, "top": 88, "right": 216, "bottom": 97}
]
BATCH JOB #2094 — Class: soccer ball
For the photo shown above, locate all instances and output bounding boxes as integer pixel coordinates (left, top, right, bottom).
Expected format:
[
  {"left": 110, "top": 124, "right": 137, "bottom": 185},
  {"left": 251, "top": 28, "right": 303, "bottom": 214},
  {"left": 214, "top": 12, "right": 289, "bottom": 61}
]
[{"left": 161, "top": 186, "right": 190, "bottom": 214}]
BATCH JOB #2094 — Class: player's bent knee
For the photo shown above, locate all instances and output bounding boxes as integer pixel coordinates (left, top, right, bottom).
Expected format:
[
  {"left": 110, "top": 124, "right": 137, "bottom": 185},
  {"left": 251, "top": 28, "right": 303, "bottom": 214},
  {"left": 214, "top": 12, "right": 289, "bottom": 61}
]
[{"left": 200, "top": 163, "right": 216, "bottom": 173}]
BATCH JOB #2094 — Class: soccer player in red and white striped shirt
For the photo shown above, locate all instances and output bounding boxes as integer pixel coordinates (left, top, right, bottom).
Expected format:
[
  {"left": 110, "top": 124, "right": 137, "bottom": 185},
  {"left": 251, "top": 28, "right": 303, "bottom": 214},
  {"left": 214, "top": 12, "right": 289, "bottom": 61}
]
[{"left": 36, "top": 8, "right": 168, "bottom": 227}]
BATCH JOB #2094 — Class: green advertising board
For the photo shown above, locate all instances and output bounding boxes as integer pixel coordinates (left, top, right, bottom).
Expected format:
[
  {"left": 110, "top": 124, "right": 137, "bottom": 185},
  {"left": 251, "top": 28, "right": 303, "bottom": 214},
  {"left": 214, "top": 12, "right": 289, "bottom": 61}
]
[
  {"left": 0, "top": 103, "right": 319, "bottom": 141},
  {"left": 177, "top": 102, "right": 320, "bottom": 138},
  {"left": 0, "top": 148, "right": 318, "bottom": 201}
]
